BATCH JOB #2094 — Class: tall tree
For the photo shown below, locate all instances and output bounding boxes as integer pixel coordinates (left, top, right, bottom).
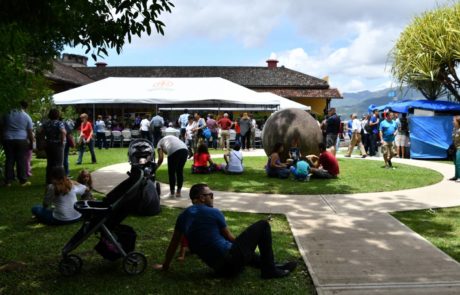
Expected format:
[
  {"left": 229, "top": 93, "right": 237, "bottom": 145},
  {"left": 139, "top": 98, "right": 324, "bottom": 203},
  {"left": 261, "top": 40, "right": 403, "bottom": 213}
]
[
  {"left": 391, "top": 3, "right": 460, "bottom": 101},
  {"left": 0, "top": 0, "right": 174, "bottom": 115}
]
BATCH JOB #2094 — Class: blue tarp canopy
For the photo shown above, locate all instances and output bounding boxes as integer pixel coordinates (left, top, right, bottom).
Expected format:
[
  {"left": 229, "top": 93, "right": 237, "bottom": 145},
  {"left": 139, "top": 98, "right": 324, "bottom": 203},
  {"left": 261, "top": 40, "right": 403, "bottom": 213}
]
[
  {"left": 368, "top": 100, "right": 459, "bottom": 158},
  {"left": 370, "top": 100, "right": 460, "bottom": 114},
  {"left": 410, "top": 116, "right": 453, "bottom": 159}
]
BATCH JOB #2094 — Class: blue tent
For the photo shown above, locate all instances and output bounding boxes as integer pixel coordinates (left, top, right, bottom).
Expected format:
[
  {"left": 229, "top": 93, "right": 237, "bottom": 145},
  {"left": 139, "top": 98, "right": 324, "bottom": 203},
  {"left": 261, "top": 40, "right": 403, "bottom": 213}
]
[
  {"left": 369, "top": 100, "right": 459, "bottom": 158},
  {"left": 409, "top": 116, "right": 453, "bottom": 159},
  {"left": 370, "top": 99, "right": 460, "bottom": 114}
]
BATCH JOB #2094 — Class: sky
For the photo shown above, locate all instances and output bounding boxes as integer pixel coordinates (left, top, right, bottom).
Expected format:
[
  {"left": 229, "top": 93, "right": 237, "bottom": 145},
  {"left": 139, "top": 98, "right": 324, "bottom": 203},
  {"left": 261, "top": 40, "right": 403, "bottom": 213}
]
[{"left": 64, "top": 0, "right": 451, "bottom": 93}]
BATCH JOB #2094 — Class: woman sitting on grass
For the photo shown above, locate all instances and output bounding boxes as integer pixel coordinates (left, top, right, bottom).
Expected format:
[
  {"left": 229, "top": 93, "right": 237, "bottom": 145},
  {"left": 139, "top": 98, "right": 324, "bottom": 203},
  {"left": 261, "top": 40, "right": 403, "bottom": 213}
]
[
  {"left": 265, "top": 142, "right": 290, "bottom": 179},
  {"left": 192, "top": 143, "right": 221, "bottom": 174},
  {"left": 31, "top": 166, "right": 88, "bottom": 225},
  {"left": 222, "top": 143, "right": 244, "bottom": 174}
]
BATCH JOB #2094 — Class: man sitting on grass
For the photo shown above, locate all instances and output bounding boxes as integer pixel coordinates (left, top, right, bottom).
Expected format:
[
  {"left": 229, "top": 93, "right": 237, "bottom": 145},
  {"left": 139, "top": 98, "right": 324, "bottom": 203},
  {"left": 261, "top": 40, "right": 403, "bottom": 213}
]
[
  {"left": 153, "top": 183, "right": 297, "bottom": 279},
  {"left": 307, "top": 142, "right": 339, "bottom": 179}
]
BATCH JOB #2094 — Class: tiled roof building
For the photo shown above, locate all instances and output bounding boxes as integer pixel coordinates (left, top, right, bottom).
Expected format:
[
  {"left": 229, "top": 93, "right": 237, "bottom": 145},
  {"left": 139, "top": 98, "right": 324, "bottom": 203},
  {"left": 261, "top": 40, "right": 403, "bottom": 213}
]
[{"left": 49, "top": 54, "right": 342, "bottom": 114}]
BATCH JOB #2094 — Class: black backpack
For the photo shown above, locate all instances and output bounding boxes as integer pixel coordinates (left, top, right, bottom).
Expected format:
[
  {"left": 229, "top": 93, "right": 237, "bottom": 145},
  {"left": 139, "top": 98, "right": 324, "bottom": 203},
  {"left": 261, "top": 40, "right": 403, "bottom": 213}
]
[{"left": 364, "top": 122, "right": 373, "bottom": 133}]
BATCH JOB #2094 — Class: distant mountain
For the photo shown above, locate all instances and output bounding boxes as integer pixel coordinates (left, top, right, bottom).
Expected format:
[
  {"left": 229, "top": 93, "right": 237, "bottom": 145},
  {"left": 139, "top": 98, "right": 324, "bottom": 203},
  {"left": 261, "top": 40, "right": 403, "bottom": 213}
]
[{"left": 332, "top": 87, "right": 425, "bottom": 116}]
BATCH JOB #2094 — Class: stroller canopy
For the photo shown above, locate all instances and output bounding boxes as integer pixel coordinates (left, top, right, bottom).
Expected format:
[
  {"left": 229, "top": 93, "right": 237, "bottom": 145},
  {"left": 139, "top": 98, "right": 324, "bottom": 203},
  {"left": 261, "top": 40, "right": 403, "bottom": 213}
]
[{"left": 129, "top": 139, "right": 155, "bottom": 165}]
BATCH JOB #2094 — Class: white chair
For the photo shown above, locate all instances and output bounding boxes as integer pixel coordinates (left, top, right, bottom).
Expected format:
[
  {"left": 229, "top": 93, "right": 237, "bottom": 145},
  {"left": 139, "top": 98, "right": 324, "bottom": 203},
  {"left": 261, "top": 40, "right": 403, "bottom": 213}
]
[
  {"left": 229, "top": 130, "right": 236, "bottom": 148},
  {"left": 121, "top": 130, "right": 132, "bottom": 147},
  {"left": 104, "top": 130, "right": 112, "bottom": 145},
  {"left": 254, "top": 129, "right": 263, "bottom": 148},
  {"left": 131, "top": 129, "right": 140, "bottom": 138},
  {"left": 111, "top": 130, "right": 122, "bottom": 147}
]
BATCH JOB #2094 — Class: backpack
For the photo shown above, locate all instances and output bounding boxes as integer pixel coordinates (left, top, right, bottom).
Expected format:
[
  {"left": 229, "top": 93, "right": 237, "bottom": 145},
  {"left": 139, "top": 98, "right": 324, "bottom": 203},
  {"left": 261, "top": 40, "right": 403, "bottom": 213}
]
[
  {"left": 202, "top": 127, "right": 212, "bottom": 139},
  {"left": 136, "top": 179, "right": 161, "bottom": 216},
  {"left": 364, "top": 122, "right": 372, "bottom": 133}
]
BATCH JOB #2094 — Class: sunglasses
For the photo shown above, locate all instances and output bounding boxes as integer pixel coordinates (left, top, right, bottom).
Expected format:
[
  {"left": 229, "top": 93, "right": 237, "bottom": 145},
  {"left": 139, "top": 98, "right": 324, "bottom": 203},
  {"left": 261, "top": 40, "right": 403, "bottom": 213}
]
[{"left": 201, "top": 192, "right": 214, "bottom": 199}]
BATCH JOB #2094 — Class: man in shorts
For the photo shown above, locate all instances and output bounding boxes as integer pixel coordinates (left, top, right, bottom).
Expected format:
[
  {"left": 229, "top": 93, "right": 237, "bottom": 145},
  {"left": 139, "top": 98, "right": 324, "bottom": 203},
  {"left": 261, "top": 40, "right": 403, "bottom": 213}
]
[
  {"left": 217, "top": 113, "right": 233, "bottom": 150},
  {"left": 379, "top": 112, "right": 398, "bottom": 169}
]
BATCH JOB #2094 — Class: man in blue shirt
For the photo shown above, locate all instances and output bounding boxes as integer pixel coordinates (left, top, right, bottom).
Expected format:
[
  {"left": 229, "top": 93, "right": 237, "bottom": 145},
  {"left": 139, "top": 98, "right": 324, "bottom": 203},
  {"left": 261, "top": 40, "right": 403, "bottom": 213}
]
[
  {"left": 368, "top": 109, "right": 380, "bottom": 156},
  {"left": 2, "top": 100, "right": 34, "bottom": 186},
  {"left": 150, "top": 112, "right": 164, "bottom": 147},
  {"left": 154, "top": 183, "right": 297, "bottom": 279},
  {"left": 379, "top": 112, "right": 398, "bottom": 169},
  {"left": 178, "top": 109, "right": 189, "bottom": 142}
]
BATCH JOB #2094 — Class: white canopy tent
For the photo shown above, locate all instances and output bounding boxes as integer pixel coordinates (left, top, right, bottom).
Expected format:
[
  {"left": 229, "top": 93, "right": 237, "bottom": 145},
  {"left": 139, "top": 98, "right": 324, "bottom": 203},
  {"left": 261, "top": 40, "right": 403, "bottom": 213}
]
[
  {"left": 53, "top": 77, "right": 280, "bottom": 109},
  {"left": 258, "top": 92, "right": 310, "bottom": 110}
]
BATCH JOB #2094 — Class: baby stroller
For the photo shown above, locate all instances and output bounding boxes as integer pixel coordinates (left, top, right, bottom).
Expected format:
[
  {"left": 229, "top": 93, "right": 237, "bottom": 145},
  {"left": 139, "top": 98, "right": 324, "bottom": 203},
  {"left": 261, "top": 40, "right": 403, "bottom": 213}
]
[{"left": 59, "top": 139, "right": 160, "bottom": 276}]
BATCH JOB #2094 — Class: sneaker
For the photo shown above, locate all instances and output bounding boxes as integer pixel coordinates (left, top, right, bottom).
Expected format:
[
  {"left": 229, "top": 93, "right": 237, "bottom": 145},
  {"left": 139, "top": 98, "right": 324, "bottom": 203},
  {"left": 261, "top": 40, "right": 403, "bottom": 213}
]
[
  {"left": 261, "top": 267, "right": 290, "bottom": 279},
  {"left": 361, "top": 154, "right": 367, "bottom": 158},
  {"left": 449, "top": 177, "right": 458, "bottom": 181},
  {"left": 20, "top": 181, "right": 31, "bottom": 187},
  {"left": 275, "top": 261, "right": 297, "bottom": 272},
  {"left": 175, "top": 192, "right": 182, "bottom": 198},
  {"left": 456, "top": 179, "right": 460, "bottom": 183}
]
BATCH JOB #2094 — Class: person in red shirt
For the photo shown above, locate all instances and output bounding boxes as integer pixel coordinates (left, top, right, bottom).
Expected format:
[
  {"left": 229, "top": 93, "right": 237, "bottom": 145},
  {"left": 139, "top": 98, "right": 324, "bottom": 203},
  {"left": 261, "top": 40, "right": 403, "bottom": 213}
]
[
  {"left": 76, "top": 113, "right": 97, "bottom": 165},
  {"left": 234, "top": 118, "right": 241, "bottom": 147},
  {"left": 192, "top": 144, "right": 220, "bottom": 173},
  {"left": 307, "top": 142, "right": 339, "bottom": 179},
  {"left": 217, "top": 113, "right": 233, "bottom": 150}
]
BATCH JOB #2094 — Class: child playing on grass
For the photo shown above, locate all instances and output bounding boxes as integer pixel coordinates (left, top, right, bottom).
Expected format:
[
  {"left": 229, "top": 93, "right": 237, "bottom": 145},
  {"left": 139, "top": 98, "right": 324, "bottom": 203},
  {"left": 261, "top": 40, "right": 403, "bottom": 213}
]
[
  {"left": 77, "top": 169, "right": 94, "bottom": 200},
  {"left": 31, "top": 166, "right": 88, "bottom": 225},
  {"left": 290, "top": 157, "right": 310, "bottom": 181}
]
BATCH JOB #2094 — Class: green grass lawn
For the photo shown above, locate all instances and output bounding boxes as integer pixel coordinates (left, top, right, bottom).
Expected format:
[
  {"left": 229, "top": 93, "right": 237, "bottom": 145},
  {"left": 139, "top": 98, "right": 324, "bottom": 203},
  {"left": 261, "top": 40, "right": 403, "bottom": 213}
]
[
  {"left": 0, "top": 148, "right": 313, "bottom": 295},
  {"left": 155, "top": 156, "right": 443, "bottom": 195},
  {"left": 392, "top": 207, "right": 460, "bottom": 262}
]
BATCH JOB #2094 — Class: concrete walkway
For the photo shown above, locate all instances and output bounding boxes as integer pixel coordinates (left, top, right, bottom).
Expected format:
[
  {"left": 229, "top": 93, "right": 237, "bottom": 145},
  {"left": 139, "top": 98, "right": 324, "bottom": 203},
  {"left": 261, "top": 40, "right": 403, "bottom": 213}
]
[{"left": 92, "top": 150, "right": 460, "bottom": 294}]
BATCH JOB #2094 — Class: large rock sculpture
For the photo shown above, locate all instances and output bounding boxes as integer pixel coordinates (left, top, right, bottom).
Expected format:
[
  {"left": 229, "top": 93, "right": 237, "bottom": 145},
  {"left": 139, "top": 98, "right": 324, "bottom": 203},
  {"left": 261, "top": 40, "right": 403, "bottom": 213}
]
[{"left": 262, "top": 108, "right": 322, "bottom": 161}]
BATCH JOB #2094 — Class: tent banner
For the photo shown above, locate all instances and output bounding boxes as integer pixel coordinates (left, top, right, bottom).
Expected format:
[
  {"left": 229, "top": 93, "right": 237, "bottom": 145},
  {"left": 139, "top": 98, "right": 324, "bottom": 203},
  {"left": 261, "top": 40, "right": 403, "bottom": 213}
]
[{"left": 410, "top": 116, "right": 453, "bottom": 159}]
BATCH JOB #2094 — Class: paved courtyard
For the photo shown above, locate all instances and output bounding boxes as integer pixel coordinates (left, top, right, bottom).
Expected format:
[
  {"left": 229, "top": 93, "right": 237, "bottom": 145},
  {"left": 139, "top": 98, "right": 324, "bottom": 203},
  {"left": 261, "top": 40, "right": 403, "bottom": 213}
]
[{"left": 93, "top": 150, "right": 460, "bottom": 294}]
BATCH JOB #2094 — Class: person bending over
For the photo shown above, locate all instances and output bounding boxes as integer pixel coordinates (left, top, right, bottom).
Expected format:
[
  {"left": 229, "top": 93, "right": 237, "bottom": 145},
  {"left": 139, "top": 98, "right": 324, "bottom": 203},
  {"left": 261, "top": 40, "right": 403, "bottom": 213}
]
[
  {"left": 307, "top": 142, "right": 339, "bottom": 179},
  {"left": 153, "top": 183, "right": 297, "bottom": 279},
  {"left": 156, "top": 135, "right": 188, "bottom": 198}
]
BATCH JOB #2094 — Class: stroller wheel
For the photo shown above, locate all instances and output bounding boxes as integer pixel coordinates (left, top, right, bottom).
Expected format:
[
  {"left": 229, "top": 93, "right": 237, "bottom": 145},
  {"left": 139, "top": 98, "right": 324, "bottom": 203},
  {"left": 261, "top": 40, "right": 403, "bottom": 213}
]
[
  {"left": 122, "top": 252, "right": 147, "bottom": 275},
  {"left": 59, "top": 254, "right": 83, "bottom": 276}
]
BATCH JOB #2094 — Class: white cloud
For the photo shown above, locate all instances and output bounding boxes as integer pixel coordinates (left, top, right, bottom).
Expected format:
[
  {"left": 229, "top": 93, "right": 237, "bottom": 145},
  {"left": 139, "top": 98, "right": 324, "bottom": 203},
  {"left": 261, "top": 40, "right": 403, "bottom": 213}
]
[
  {"left": 343, "top": 79, "right": 366, "bottom": 92},
  {"left": 69, "top": 0, "right": 454, "bottom": 91},
  {"left": 272, "top": 21, "right": 401, "bottom": 92},
  {"left": 133, "top": 0, "right": 286, "bottom": 47}
]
